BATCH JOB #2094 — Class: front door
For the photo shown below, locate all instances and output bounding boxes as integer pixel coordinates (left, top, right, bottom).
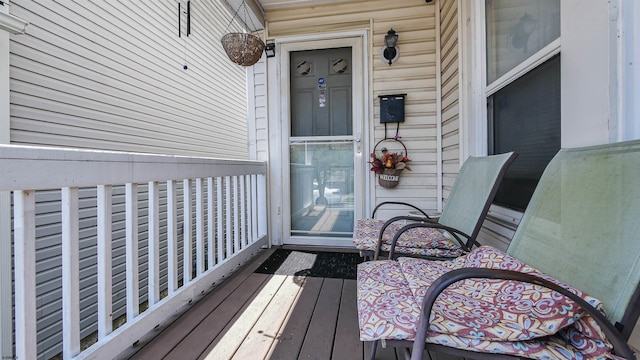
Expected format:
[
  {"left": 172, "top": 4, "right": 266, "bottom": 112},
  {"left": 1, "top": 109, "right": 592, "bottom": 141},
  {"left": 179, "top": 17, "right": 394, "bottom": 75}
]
[{"left": 286, "top": 46, "right": 360, "bottom": 246}]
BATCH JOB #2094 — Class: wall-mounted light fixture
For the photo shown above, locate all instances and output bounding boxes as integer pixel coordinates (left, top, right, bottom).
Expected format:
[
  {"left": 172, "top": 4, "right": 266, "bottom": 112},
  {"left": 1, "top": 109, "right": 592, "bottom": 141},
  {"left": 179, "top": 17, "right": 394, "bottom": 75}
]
[
  {"left": 265, "top": 43, "right": 276, "bottom": 58},
  {"left": 381, "top": 28, "right": 399, "bottom": 65}
]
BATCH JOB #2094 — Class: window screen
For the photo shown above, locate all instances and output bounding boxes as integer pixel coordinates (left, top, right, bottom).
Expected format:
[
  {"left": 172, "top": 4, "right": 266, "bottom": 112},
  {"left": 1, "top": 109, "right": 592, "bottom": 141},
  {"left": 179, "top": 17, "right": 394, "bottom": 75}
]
[{"left": 488, "top": 55, "right": 560, "bottom": 210}]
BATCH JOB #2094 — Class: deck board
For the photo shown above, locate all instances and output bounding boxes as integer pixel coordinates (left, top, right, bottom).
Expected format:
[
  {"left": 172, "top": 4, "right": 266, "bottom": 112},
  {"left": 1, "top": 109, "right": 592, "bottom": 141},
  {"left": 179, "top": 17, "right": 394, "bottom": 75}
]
[
  {"left": 125, "top": 249, "right": 463, "bottom": 360},
  {"left": 197, "top": 274, "right": 288, "bottom": 359},
  {"left": 298, "top": 278, "right": 343, "bottom": 359},
  {"left": 332, "top": 279, "right": 363, "bottom": 360},
  {"left": 163, "top": 273, "right": 271, "bottom": 359},
  {"left": 267, "top": 276, "right": 324, "bottom": 359},
  {"left": 128, "top": 249, "right": 275, "bottom": 360},
  {"left": 232, "top": 275, "right": 304, "bottom": 359}
]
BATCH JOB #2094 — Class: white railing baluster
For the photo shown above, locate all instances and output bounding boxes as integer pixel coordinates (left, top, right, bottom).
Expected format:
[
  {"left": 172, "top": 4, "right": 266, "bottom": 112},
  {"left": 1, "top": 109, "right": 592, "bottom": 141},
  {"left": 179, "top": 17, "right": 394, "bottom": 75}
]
[
  {"left": 148, "top": 181, "right": 160, "bottom": 305},
  {"left": 258, "top": 174, "right": 267, "bottom": 238},
  {"left": 245, "top": 176, "right": 252, "bottom": 245},
  {"left": 240, "top": 175, "right": 247, "bottom": 247},
  {"left": 183, "top": 179, "right": 192, "bottom": 283},
  {"left": 13, "top": 190, "right": 37, "bottom": 360},
  {"left": 225, "top": 176, "right": 232, "bottom": 259},
  {"left": 62, "top": 187, "right": 81, "bottom": 358},
  {"left": 251, "top": 174, "right": 258, "bottom": 243},
  {"left": 195, "top": 178, "right": 204, "bottom": 276},
  {"left": 233, "top": 176, "right": 240, "bottom": 253},
  {"left": 125, "top": 183, "right": 139, "bottom": 321},
  {"left": 167, "top": 180, "right": 178, "bottom": 294},
  {"left": 97, "top": 185, "right": 113, "bottom": 338},
  {"left": 0, "top": 191, "right": 12, "bottom": 360},
  {"left": 217, "top": 177, "right": 224, "bottom": 262},
  {"left": 207, "top": 177, "right": 214, "bottom": 268}
]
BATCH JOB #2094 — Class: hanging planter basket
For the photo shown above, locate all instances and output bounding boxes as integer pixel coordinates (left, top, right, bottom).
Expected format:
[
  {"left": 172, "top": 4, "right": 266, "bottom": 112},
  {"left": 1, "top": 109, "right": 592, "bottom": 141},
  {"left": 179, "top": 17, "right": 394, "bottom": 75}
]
[
  {"left": 370, "top": 138, "right": 410, "bottom": 189},
  {"left": 221, "top": 32, "right": 265, "bottom": 67},
  {"left": 221, "top": 0, "right": 265, "bottom": 67}
]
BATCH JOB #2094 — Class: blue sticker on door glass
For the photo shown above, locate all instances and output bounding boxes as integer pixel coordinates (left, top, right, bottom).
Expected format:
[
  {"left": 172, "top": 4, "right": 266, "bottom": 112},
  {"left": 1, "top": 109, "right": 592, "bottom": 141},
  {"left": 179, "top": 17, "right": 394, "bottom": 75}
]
[{"left": 318, "top": 78, "right": 326, "bottom": 108}]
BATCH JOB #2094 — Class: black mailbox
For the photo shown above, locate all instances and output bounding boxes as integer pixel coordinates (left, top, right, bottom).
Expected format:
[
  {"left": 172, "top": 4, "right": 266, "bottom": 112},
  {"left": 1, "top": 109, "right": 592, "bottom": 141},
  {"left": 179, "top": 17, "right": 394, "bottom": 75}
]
[{"left": 379, "top": 94, "right": 406, "bottom": 123}]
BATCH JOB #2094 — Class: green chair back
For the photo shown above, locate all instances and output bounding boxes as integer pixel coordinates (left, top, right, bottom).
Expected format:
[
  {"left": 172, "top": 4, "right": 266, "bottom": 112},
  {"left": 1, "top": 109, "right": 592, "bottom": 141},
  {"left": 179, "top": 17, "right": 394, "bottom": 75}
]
[
  {"left": 438, "top": 152, "right": 517, "bottom": 243},
  {"left": 507, "top": 140, "right": 640, "bottom": 335}
]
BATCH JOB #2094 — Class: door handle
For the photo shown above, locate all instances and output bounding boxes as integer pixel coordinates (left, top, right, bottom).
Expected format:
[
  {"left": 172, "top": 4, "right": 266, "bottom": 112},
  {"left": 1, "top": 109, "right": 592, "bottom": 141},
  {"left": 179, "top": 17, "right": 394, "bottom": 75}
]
[{"left": 354, "top": 133, "right": 362, "bottom": 154}]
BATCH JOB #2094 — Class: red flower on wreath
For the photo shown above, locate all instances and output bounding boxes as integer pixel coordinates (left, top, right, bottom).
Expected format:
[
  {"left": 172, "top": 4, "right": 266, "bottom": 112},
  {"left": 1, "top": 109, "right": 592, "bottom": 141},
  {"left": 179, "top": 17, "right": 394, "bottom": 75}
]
[{"left": 369, "top": 147, "right": 411, "bottom": 174}]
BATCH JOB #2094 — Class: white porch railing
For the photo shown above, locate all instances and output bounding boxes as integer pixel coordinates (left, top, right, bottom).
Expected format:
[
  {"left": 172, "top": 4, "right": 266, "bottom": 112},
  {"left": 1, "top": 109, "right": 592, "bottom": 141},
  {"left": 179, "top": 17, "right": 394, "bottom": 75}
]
[{"left": 0, "top": 145, "right": 269, "bottom": 360}]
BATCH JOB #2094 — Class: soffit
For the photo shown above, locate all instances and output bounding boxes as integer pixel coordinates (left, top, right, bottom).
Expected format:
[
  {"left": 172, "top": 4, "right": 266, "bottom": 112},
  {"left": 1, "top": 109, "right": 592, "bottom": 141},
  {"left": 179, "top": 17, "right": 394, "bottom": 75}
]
[{"left": 258, "top": 0, "right": 361, "bottom": 10}]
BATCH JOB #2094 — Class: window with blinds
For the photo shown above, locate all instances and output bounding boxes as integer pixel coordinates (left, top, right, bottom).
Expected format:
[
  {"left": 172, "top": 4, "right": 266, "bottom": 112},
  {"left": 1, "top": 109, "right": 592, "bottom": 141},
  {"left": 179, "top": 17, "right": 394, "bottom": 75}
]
[
  {"left": 485, "top": 0, "right": 561, "bottom": 211},
  {"left": 488, "top": 55, "right": 560, "bottom": 210}
]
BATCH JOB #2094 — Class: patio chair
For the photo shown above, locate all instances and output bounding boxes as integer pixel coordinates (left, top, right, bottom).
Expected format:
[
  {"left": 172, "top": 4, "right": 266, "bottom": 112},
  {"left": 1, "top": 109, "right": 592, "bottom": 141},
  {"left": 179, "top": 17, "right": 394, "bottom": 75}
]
[
  {"left": 357, "top": 139, "right": 640, "bottom": 359},
  {"left": 353, "top": 152, "right": 517, "bottom": 260}
]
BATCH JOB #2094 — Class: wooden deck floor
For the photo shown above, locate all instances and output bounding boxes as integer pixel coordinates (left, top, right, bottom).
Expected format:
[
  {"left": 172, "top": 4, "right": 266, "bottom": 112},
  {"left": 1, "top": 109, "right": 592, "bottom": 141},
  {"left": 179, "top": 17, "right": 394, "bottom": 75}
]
[{"left": 120, "top": 248, "right": 459, "bottom": 360}]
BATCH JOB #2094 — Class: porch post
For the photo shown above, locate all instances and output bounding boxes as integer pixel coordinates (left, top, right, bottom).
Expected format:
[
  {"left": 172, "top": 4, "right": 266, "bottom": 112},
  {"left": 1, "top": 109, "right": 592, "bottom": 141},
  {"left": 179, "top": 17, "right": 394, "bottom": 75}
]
[
  {"left": 0, "top": 20, "right": 12, "bottom": 357},
  {"left": 1, "top": 3, "right": 28, "bottom": 357}
]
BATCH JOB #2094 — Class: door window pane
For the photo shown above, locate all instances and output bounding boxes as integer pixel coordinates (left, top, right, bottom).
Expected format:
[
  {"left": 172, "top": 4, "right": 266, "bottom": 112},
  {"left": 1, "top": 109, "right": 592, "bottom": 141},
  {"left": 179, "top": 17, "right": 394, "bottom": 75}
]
[
  {"left": 486, "top": 0, "right": 560, "bottom": 83},
  {"left": 290, "top": 47, "right": 352, "bottom": 137},
  {"left": 489, "top": 55, "right": 560, "bottom": 210},
  {"left": 290, "top": 140, "right": 354, "bottom": 237}
]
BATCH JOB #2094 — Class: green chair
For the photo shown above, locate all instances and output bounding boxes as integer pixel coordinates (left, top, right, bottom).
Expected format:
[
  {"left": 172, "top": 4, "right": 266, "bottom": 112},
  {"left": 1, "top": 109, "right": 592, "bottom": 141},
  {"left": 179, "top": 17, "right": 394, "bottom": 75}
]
[
  {"left": 353, "top": 152, "right": 517, "bottom": 260},
  {"left": 357, "top": 140, "right": 640, "bottom": 359}
]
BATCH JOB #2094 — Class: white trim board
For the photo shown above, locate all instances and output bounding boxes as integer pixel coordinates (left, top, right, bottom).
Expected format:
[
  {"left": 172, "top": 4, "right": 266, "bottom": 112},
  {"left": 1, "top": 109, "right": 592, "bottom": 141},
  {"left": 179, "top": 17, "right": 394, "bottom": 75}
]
[{"left": 0, "top": 6, "right": 28, "bottom": 34}]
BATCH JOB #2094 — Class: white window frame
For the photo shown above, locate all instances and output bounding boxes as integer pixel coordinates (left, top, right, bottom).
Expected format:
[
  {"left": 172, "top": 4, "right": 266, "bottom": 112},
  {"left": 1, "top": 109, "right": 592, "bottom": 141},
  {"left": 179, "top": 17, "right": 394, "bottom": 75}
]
[
  {"left": 463, "top": 1, "right": 561, "bottom": 154},
  {"left": 616, "top": 0, "right": 640, "bottom": 142}
]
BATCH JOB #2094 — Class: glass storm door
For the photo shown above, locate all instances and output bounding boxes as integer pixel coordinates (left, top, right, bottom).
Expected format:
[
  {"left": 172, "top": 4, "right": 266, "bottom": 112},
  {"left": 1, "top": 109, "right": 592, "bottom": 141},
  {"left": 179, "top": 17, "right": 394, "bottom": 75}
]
[{"left": 288, "top": 47, "right": 356, "bottom": 245}]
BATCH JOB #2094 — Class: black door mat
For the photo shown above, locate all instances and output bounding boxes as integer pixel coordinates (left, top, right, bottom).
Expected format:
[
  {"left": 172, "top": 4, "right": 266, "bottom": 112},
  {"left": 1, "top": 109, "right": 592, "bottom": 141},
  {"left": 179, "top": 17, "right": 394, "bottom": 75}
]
[{"left": 254, "top": 249, "right": 363, "bottom": 280}]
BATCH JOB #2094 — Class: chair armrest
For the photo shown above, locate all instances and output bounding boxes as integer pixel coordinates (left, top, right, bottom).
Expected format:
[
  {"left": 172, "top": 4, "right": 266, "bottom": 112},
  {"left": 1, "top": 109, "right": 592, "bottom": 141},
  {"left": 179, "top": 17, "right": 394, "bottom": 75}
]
[
  {"left": 372, "top": 201, "right": 431, "bottom": 219},
  {"left": 386, "top": 222, "right": 475, "bottom": 260},
  {"left": 410, "top": 268, "right": 636, "bottom": 360}
]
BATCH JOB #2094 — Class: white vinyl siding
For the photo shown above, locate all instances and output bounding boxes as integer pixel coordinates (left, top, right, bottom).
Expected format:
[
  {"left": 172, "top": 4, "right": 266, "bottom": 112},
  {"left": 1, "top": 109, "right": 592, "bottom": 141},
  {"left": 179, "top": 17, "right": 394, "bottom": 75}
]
[
  {"left": 480, "top": 204, "right": 523, "bottom": 251},
  {"left": 439, "top": 0, "right": 460, "bottom": 203},
  {"left": 248, "top": 56, "right": 268, "bottom": 161},
  {"left": 372, "top": 4, "right": 439, "bottom": 218},
  {"left": 9, "top": 0, "right": 248, "bottom": 157},
  {"left": 7, "top": 1, "right": 252, "bottom": 358}
]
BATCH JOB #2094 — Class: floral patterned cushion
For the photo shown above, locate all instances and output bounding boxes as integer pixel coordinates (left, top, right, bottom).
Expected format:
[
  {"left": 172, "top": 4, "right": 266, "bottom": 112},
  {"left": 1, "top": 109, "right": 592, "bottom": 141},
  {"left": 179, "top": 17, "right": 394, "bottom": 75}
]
[
  {"left": 357, "top": 246, "right": 615, "bottom": 360},
  {"left": 357, "top": 260, "right": 421, "bottom": 341},
  {"left": 353, "top": 219, "right": 460, "bottom": 256},
  {"left": 422, "top": 328, "right": 613, "bottom": 360},
  {"left": 382, "top": 245, "right": 465, "bottom": 258}
]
